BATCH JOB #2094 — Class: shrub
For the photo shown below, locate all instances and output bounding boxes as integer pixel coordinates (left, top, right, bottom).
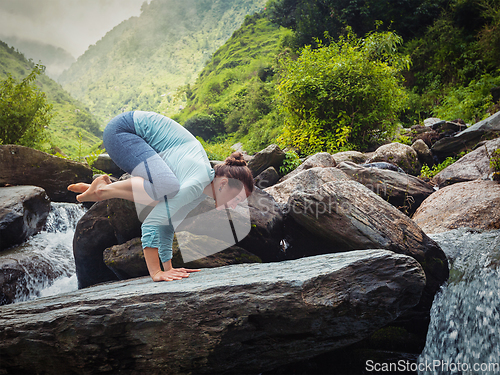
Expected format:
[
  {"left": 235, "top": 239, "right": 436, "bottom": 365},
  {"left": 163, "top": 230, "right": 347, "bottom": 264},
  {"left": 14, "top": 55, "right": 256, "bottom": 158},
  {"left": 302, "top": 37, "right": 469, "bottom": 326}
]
[
  {"left": 276, "top": 30, "right": 410, "bottom": 155},
  {"left": 184, "top": 114, "right": 224, "bottom": 140},
  {"left": 0, "top": 64, "right": 53, "bottom": 147}
]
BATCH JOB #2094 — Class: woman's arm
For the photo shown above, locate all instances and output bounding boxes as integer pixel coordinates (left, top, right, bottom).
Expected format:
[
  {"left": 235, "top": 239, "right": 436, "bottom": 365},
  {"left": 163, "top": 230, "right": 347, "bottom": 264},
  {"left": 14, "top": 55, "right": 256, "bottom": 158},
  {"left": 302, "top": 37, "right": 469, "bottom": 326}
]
[{"left": 143, "top": 247, "right": 200, "bottom": 282}]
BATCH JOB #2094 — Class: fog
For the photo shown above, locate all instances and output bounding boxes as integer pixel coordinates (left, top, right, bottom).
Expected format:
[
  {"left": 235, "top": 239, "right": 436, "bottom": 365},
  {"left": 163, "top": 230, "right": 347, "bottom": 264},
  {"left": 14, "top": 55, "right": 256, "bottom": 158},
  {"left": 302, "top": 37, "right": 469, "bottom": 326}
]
[{"left": 0, "top": 0, "right": 148, "bottom": 58}]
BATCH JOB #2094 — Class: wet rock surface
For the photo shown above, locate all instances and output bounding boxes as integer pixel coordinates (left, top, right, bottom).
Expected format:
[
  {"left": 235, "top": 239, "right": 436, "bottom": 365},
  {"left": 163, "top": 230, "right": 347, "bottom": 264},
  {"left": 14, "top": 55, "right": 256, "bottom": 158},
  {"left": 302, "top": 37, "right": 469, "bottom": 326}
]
[{"left": 0, "top": 250, "right": 425, "bottom": 375}]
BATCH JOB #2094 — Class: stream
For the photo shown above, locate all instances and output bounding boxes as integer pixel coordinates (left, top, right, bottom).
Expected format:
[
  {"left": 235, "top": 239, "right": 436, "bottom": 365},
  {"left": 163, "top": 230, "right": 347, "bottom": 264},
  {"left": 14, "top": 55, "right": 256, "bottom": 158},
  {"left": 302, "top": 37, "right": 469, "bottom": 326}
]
[
  {"left": 5, "top": 207, "right": 500, "bottom": 373},
  {"left": 11, "top": 202, "right": 86, "bottom": 303}
]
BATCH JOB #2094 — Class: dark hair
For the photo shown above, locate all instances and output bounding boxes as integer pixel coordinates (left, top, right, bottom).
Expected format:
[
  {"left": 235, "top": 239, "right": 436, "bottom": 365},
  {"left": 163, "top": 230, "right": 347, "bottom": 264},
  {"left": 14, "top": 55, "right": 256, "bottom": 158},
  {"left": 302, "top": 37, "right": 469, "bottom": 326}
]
[{"left": 214, "top": 151, "right": 254, "bottom": 194}]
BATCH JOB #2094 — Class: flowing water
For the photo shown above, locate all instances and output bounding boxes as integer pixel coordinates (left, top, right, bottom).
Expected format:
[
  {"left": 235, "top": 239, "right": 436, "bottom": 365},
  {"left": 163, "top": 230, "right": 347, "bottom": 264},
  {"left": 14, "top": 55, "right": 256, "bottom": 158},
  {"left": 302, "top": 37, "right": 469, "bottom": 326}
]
[
  {"left": 10, "top": 202, "right": 87, "bottom": 303},
  {"left": 5, "top": 203, "right": 500, "bottom": 374},
  {"left": 418, "top": 228, "right": 500, "bottom": 375}
]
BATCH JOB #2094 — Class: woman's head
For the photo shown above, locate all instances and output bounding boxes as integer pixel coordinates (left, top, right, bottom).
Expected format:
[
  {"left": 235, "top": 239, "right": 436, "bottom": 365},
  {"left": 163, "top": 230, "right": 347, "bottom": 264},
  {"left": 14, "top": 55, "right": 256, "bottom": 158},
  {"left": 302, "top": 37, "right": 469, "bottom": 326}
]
[{"left": 213, "top": 151, "right": 254, "bottom": 209}]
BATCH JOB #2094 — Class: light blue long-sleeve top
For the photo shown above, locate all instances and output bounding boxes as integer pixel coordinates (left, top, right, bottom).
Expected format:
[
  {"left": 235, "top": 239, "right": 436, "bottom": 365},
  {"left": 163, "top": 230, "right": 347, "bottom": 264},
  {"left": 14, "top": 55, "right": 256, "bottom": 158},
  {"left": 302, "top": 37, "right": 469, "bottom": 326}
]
[{"left": 133, "top": 111, "right": 215, "bottom": 262}]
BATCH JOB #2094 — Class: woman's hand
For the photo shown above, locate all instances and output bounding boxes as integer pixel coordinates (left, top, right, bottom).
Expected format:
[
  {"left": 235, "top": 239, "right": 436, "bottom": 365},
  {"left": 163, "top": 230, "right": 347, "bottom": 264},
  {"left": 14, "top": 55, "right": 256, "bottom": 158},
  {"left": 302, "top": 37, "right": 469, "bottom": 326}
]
[{"left": 151, "top": 267, "right": 200, "bottom": 282}]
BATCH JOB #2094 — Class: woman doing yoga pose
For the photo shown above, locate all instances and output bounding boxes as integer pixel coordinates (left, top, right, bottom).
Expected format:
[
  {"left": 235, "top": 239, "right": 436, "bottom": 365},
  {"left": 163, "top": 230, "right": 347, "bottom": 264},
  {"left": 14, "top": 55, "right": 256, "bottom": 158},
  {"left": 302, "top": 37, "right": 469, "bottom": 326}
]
[{"left": 68, "top": 111, "right": 254, "bottom": 282}]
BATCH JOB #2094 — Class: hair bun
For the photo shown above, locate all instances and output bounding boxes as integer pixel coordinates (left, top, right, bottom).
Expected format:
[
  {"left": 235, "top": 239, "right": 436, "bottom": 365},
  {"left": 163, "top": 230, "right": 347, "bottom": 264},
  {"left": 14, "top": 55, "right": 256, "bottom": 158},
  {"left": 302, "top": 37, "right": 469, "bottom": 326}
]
[{"left": 224, "top": 151, "right": 247, "bottom": 167}]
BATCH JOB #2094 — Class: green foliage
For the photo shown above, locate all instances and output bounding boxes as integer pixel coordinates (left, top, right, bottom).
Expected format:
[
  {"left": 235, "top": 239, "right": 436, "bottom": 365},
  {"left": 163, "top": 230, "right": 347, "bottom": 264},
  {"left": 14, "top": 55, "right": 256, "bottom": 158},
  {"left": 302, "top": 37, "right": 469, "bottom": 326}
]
[
  {"left": 419, "top": 156, "right": 458, "bottom": 178},
  {"left": 196, "top": 135, "right": 234, "bottom": 161},
  {"left": 184, "top": 114, "right": 224, "bottom": 140},
  {"left": 0, "top": 64, "right": 53, "bottom": 147},
  {"left": 0, "top": 40, "right": 102, "bottom": 157},
  {"left": 86, "top": 149, "right": 107, "bottom": 175},
  {"left": 59, "top": 0, "right": 268, "bottom": 122},
  {"left": 490, "top": 149, "right": 500, "bottom": 172},
  {"left": 276, "top": 30, "right": 410, "bottom": 154},
  {"left": 433, "top": 74, "right": 500, "bottom": 123},
  {"left": 267, "top": 0, "right": 449, "bottom": 47},
  {"left": 403, "top": 0, "right": 500, "bottom": 124},
  {"left": 279, "top": 150, "right": 301, "bottom": 175},
  {"left": 175, "top": 12, "right": 289, "bottom": 153}
]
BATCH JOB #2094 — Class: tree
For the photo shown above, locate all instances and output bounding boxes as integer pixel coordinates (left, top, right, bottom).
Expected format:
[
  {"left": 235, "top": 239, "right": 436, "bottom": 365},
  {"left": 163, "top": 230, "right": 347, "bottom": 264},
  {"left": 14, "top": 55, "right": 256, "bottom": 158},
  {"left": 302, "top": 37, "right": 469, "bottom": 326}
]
[
  {"left": 267, "top": 0, "right": 450, "bottom": 46},
  {"left": 276, "top": 30, "right": 410, "bottom": 154},
  {"left": 0, "top": 64, "right": 53, "bottom": 147}
]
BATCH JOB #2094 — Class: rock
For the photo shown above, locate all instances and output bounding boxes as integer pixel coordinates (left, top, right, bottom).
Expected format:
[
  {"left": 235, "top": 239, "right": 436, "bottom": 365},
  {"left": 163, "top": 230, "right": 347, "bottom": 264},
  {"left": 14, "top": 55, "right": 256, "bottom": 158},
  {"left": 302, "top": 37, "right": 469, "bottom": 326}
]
[
  {"left": 103, "top": 237, "right": 147, "bottom": 279},
  {"left": 459, "top": 109, "right": 500, "bottom": 135},
  {"left": 424, "top": 117, "right": 443, "bottom": 127},
  {"left": 432, "top": 137, "right": 500, "bottom": 187},
  {"left": 332, "top": 151, "right": 368, "bottom": 165},
  {"left": 431, "top": 111, "right": 500, "bottom": 159},
  {"left": 413, "top": 180, "right": 500, "bottom": 234},
  {"left": 73, "top": 198, "right": 141, "bottom": 288},
  {"left": 247, "top": 144, "right": 286, "bottom": 177},
  {"left": 361, "top": 162, "right": 405, "bottom": 173},
  {"left": 0, "top": 186, "right": 51, "bottom": 251},
  {"left": 0, "top": 250, "right": 426, "bottom": 375},
  {"left": 366, "top": 143, "right": 422, "bottom": 176},
  {"left": 337, "top": 161, "right": 435, "bottom": 215},
  {"left": 91, "top": 153, "right": 125, "bottom": 177},
  {"left": 171, "top": 233, "right": 262, "bottom": 268},
  {"left": 285, "top": 179, "right": 448, "bottom": 312},
  {"left": 428, "top": 120, "right": 466, "bottom": 134},
  {"left": 0, "top": 240, "right": 66, "bottom": 305},
  {"left": 412, "top": 139, "right": 435, "bottom": 167},
  {"left": 278, "top": 152, "right": 336, "bottom": 182},
  {"left": 103, "top": 235, "right": 262, "bottom": 280},
  {"left": 265, "top": 167, "right": 349, "bottom": 205},
  {"left": 254, "top": 166, "right": 280, "bottom": 189},
  {"left": 0, "top": 145, "right": 92, "bottom": 202},
  {"left": 178, "top": 188, "right": 284, "bottom": 263}
]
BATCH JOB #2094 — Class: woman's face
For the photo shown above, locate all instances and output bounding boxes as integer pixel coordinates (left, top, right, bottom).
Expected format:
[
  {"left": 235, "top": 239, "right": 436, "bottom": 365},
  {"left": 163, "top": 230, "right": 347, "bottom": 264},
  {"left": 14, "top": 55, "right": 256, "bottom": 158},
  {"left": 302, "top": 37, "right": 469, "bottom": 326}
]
[{"left": 215, "top": 178, "right": 248, "bottom": 210}]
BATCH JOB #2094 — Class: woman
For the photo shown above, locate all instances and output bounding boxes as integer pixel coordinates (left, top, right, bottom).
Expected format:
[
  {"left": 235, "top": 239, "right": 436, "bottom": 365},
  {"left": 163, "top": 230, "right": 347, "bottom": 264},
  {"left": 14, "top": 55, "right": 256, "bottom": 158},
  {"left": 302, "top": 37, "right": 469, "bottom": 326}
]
[{"left": 68, "top": 111, "right": 254, "bottom": 282}]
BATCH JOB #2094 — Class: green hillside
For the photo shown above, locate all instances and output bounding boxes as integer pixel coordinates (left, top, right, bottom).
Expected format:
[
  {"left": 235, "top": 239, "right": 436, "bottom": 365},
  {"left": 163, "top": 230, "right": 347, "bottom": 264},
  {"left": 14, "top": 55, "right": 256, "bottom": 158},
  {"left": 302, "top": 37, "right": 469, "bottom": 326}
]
[
  {"left": 174, "top": 12, "right": 290, "bottom": 153},
  {"left": 0, "top": 36, "right": 75, "bottom": 80},
  {"left": 59, "top": 0, "right": 267, "bottom": 124},
  {"left": 0, "top": 41, "right": 102, "bottom": 158}
]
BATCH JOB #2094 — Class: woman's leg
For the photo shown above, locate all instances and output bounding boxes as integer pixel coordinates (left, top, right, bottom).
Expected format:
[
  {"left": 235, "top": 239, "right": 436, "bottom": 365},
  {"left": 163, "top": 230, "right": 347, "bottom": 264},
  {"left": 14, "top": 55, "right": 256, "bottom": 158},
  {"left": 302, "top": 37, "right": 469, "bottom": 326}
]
[{"left": 69, "top": 112, "right": 180, "bottom": 203}]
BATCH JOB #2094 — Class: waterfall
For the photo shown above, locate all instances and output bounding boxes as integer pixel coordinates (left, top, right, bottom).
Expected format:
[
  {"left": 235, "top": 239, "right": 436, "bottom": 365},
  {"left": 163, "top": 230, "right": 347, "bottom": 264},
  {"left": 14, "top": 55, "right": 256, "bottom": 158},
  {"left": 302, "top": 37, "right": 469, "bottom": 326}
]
[
  {"left": 12, "top": 202, "right": 87, "bottom": 303},
  {"left": 418, "top": 228, "right": 500, "bottom": 375}
]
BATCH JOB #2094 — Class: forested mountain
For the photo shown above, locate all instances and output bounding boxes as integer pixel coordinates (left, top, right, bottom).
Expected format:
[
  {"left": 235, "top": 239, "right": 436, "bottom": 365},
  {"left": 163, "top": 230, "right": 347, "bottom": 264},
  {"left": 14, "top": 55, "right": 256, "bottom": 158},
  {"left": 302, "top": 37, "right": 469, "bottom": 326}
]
[
  {"left": 0, "top": 36, "right": 75, "bottom": 80},
  {"left": 176, "top": 0, "right": 500, "bottom": 154},
  {"left": 0, "top": 41, "right": 101, "bottom": 157},
  {"left": 173, "top": 12, "right": 290, "bottom": 153},
  {"left": 59, "top": 0, "right": 267, "bottom": 124}
]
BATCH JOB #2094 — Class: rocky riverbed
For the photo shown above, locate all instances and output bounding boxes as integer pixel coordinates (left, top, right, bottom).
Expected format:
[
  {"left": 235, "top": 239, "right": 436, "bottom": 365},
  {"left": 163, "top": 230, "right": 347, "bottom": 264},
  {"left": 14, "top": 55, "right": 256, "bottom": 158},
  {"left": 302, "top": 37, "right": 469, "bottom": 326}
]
[{"left": 0, "top": 112, "right": 499, "bottom": 374}]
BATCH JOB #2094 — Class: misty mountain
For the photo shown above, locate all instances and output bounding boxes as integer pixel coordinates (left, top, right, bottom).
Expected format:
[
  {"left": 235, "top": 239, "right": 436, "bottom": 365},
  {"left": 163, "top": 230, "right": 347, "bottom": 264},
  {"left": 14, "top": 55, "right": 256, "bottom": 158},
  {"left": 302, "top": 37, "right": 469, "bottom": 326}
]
[
  {"left": 0, "top": 40, "right": 102, "bottom": 157},
  {"left": 59, "top": 0, "right": 267, "bottom": 124},
  {"left": 0, "top": 36, "right": 75, "bottom": 80}
]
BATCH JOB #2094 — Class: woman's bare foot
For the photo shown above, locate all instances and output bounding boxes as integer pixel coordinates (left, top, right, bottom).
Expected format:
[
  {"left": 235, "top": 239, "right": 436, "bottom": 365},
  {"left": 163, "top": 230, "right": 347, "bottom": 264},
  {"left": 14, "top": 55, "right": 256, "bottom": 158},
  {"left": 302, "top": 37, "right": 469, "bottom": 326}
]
[
  {"left": 67, "top": 182, "right": 91, "bottom": 194},
  {"left": 73, "top": 175, "right": 112, "bottom": 202}
]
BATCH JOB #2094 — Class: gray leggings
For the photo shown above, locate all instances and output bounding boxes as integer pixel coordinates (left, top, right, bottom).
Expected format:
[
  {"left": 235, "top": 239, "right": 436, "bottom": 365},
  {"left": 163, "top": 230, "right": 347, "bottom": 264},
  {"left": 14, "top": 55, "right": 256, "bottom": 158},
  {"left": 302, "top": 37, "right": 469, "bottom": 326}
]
[{"left": 102, "top": 111, "right": 180, "bottom": 200}]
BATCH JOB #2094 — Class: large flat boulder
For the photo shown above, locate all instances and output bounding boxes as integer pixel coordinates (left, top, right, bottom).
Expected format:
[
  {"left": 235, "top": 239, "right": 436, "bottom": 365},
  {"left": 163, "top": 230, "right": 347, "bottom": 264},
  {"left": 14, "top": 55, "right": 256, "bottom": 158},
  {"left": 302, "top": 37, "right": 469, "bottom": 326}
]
[
  {"left": 432, "top": 137, "right": 500, "bottom": 187},
  {"left": 285, "top": 180, "right": 448, "bottom": 313},
  {"left": 0, "top": 250, "right": 425, "bottom": 375},
  {"left": 413, "top": 180, "right": 500, "bottom": 234},
  {"left": 0, "top": 186, "right": 50, "bottom": 251},
  {"left": 337, "top": 161, "right": 435, "bottom": 215},
  {"left": 0, "top": 145, "right": 92, "bottom": 203}
]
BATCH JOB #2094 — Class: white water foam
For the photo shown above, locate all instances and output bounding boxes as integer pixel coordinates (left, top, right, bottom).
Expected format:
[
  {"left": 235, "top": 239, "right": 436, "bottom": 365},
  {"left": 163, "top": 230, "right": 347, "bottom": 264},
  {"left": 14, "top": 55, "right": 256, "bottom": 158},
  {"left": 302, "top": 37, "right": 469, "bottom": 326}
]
[{"left": 11, "top": 202, "right": 86, "bottom": 303}]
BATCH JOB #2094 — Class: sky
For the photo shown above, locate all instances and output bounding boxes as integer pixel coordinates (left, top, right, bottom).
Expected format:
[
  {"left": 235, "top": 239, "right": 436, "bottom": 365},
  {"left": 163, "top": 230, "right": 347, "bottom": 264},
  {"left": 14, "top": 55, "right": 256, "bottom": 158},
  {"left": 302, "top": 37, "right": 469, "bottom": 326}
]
[{"left": 0, "top": 0, "right": 148, "bottom": 58}]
